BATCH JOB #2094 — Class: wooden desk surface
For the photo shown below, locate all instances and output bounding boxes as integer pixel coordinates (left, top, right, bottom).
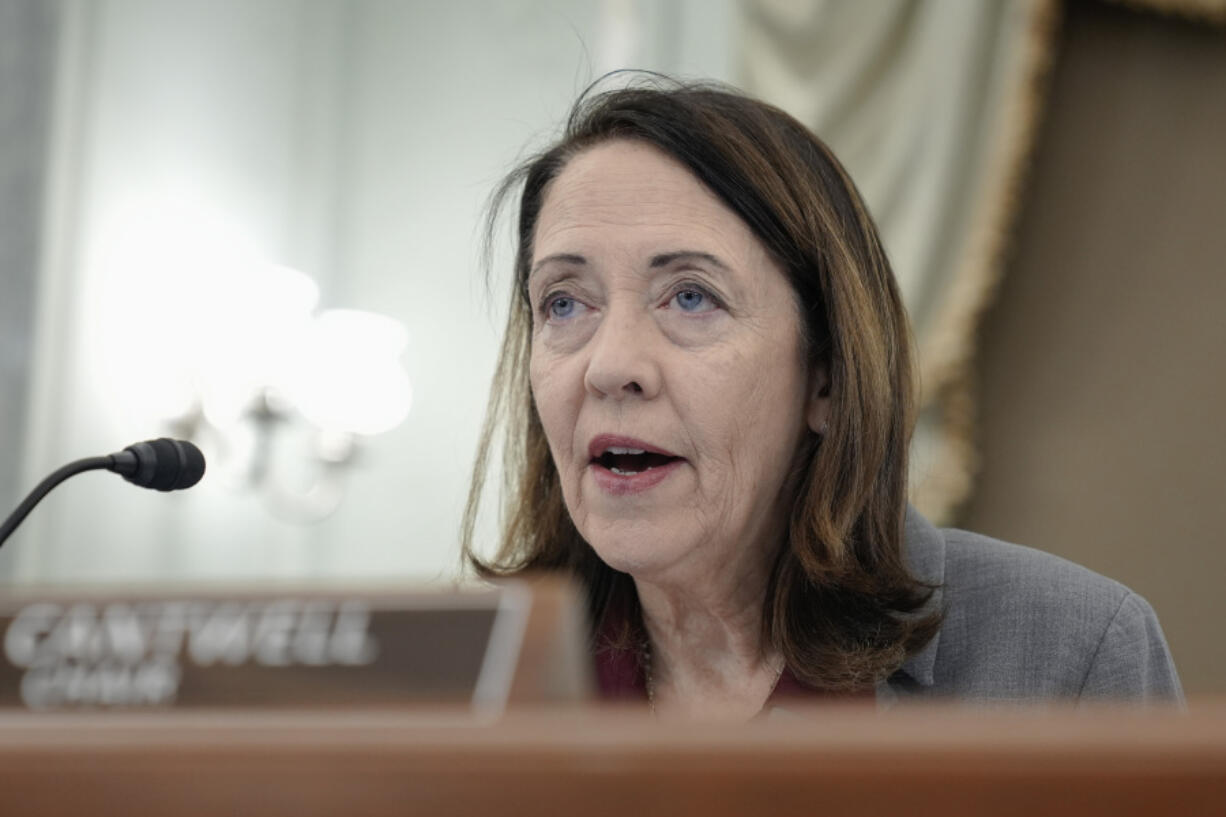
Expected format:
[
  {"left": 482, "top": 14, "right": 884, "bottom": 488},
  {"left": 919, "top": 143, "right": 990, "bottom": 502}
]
[{"left": 0, "top": 701, "right": 1223, "bottom": 817}]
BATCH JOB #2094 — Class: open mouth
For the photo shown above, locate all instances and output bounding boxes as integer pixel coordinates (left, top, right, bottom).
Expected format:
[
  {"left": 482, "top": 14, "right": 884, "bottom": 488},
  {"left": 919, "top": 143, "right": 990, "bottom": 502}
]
[{"left": 593, "top": 447, "right": 682, "bottom": 476}]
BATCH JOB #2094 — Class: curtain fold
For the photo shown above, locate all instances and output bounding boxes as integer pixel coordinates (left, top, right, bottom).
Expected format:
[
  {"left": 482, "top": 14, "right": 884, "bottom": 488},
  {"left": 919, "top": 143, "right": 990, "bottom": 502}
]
[
  {"left": 0, "top": 0, "right": 61, "bottom": 522},
  {"left": 738, "top": 0, "right": 1060, "bottom": 521}
]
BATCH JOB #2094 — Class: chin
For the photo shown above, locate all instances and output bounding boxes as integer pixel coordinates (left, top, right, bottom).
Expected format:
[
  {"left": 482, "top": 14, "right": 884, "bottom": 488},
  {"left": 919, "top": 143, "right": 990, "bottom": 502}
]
[
  {"left": 585, "top": 538, "right": 650, "bottom": 574},
  {"left": 583, "top": 527, "right": 687, "bottom": 579}
]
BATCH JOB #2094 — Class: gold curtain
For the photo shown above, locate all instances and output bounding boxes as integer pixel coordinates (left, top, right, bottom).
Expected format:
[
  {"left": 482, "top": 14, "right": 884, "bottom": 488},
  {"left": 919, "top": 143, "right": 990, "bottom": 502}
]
[{"left": 738, "top": 0, "right": 1060, "bottom": 522}]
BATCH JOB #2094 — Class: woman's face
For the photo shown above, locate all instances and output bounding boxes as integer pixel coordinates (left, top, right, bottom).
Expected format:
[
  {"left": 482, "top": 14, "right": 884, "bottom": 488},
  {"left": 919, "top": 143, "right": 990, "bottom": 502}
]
[{"left": 527, "top": 140, "right": 826, "bottom": 585}]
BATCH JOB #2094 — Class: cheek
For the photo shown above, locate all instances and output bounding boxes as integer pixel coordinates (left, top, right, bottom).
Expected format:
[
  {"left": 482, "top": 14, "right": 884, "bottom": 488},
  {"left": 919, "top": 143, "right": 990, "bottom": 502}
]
[
  {"left": 529, "top": 349, "right": 581, "bottom": 467},
  {"left": 692, "top": 333, "right": 808, "bottom": 479},
  {"left": 530, "top": 352, "right": 596, "bottom": 532}
]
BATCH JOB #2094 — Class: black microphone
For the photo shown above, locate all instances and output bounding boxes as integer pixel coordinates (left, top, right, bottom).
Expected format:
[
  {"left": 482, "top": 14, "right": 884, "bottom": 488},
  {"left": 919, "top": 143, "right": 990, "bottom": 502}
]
[{"left": 0, "top": 438, "right": 206, "bottom": 549}]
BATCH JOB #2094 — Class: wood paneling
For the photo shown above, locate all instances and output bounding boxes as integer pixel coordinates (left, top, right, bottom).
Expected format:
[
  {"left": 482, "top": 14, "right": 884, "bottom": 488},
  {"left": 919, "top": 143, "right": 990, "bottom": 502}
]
[{"left": 0, "top": 703, "right": 1222, "bottom": 816}]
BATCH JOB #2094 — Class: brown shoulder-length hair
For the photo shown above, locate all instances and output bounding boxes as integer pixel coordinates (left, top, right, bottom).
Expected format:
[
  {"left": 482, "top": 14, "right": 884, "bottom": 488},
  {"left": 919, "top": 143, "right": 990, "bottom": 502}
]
[{"left": 462, "top": 77, "right": 941, "bottom": 692}]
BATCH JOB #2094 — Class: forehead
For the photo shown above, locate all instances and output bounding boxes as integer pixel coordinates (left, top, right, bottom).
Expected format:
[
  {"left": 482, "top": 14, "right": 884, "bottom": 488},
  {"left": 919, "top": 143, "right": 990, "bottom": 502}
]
[{"left": 531, "top": 140, "right": 764, "bottom": 264}]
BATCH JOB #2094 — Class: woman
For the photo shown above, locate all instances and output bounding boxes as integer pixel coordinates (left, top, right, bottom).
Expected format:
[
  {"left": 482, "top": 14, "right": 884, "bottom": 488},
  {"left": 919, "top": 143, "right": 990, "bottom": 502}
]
[{"left": 462, "top": 79, "right": 1182, "bottom": 718}]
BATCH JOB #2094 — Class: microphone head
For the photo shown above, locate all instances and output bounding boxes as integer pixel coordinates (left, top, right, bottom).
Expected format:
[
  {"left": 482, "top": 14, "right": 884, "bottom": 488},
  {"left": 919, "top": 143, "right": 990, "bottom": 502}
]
[{"left": 113, "top": 438, "right": 206, "bottom": 491}]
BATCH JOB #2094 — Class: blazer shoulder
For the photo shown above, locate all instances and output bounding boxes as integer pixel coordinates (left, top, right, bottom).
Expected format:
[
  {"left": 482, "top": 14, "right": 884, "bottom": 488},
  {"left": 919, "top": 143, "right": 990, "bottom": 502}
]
[
  {"left": 929, "top": 528, "right": 1182, "bottom": 701},
  {"left": 941, "top": 528, "right": 1131, "bottom": 619}
]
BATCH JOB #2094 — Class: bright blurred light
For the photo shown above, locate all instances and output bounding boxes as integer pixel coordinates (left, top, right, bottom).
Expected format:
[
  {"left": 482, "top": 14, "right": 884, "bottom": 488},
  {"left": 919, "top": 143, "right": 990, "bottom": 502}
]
[
  {"left": 282, "top": 309, "right": 413, "bottom": 436},
  {"left": 92, "top": 193, "right": 410, "bottom": 441},
  {"left": 196, "top": 262, "right": 319, "bottom": 427},
  {"left": 92, "top": 194, "right": 301, "bottom": 426}
]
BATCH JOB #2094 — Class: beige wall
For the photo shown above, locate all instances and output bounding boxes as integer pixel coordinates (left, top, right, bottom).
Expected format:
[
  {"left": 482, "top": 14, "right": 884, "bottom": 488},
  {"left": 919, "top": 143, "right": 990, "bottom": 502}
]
[{"left": 960, "top": 0, "right": 1226, "bottom": 694}]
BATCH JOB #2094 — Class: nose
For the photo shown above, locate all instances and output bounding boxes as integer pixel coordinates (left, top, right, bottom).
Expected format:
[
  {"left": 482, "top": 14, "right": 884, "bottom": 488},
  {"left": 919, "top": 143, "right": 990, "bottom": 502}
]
[{"left": 583, "top": 306, "right": 662, "bottom": 400}]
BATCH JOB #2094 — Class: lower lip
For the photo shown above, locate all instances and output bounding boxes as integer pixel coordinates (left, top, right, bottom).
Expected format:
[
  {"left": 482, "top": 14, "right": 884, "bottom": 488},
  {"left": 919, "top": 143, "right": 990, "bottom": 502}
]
[{"left": 590, "top": 459, "right": 684, "bottom": 496}]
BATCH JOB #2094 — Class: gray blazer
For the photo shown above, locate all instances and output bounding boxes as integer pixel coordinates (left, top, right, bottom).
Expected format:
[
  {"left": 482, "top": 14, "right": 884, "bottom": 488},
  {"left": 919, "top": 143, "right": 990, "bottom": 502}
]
[{"left": 876, "top": 510, "right": 1184, "bottom": 704}]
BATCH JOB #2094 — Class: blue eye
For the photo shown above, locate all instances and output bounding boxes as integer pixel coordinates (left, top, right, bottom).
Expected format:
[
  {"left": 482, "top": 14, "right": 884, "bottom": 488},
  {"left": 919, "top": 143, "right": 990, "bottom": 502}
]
[
  {"left": 673, "top": 288, "right": 715, "bottom": 313},
  {"left": 547, "top": 295, "right": 578, "bottom": 320}
]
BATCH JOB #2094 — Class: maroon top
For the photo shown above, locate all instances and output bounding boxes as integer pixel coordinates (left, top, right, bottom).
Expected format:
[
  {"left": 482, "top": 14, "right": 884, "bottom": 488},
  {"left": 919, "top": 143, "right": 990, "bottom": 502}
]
[
  {"left": 595, "top": 641, "right": 823, "bottom": 705},
  {"left": 593, "top": 609, "right": 872, "bottom": 709}
]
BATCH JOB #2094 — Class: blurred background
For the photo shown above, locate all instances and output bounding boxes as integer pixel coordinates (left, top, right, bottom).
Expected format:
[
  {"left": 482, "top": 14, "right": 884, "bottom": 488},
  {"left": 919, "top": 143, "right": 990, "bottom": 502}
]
[{"left": 0, "top": 0, "right": 1222, "bottom": 693}]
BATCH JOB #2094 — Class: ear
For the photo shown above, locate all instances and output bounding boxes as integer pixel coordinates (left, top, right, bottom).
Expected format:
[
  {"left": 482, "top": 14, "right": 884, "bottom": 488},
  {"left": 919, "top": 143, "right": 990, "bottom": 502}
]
[{"left": 806, "top": 363, "right": 831, "bottom": 436}]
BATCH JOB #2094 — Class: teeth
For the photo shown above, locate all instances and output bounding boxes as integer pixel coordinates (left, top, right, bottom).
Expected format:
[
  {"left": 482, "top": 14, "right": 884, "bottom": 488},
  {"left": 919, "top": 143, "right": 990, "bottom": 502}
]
[{"left": 605, "top": 446, "right": 646, "bottom": 455}]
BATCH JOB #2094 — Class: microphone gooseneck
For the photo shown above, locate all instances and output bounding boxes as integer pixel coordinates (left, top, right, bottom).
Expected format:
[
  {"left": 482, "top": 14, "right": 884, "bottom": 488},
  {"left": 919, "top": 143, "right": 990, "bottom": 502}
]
[{"left": 0, "top": 439, "right": 206, "bottom": 549}]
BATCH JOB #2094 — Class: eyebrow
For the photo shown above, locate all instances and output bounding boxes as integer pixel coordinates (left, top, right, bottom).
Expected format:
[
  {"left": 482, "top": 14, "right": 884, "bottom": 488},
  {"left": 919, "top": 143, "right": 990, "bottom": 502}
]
[
  {"left": 530, "top": 253, "right": 586, "bottom": 279},
  {"left": 648, "top": 250, "right": 731, "bottom": 272},
  {"left": 530, "top": 250, "right": 731, "bottom": 279}
]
